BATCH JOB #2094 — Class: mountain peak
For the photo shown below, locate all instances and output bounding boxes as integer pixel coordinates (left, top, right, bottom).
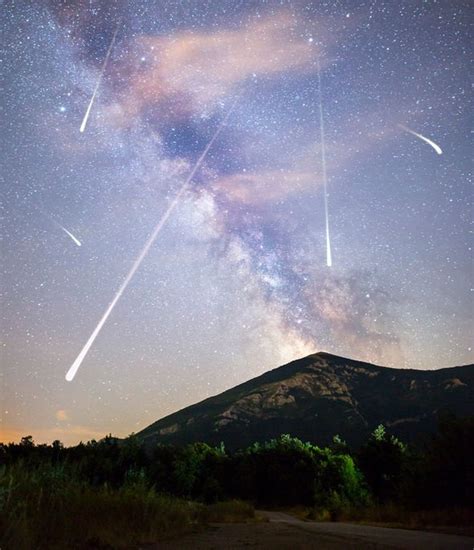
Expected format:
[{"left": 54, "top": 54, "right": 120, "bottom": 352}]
[{"left": 137, "top": 354, "right": 474, "bottom": 449}]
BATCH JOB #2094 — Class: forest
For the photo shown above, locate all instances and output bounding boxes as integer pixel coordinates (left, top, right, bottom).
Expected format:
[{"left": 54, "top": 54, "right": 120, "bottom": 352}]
[{"left": 1, "top": 415, "right": 472, "bottom": 548}]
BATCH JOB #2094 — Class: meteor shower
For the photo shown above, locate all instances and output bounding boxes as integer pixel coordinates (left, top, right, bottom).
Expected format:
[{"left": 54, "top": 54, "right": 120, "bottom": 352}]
[{"left": 2, "top": 2, "right": 472, "bottom": 548}]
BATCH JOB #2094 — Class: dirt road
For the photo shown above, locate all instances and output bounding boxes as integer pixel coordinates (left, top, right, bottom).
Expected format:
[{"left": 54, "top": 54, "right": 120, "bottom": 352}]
[{"left": 155, "top": 510, "right": 474, "bottom": 549}]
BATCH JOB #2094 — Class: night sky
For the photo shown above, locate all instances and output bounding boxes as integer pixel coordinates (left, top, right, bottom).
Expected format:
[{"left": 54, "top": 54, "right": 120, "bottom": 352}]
[{"left": 2, "top": 1, "right": 472, "bottom": 445}]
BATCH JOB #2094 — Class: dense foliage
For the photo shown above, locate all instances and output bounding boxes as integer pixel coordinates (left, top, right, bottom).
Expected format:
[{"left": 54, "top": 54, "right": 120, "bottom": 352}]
[{"left": 1, "top": 415, "right": 472, "bottom": 547}]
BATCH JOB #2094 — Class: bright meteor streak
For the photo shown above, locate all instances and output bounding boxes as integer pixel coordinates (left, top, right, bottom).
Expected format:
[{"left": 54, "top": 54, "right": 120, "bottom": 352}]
[
  {"left": 398, "top": 124, "right": 443, "bottom": 155},
  {"left": 59, "top": 225, "right": 82, "bottom": 247},
  {"left": 39, "top": 209, "right": 82, "bottom": 247},
  {"left": 316, "top": 56, "right": 332, "bottom": 268},
  {"left": 66, "top": 98, "right": 239, "bottom": 382},
  {"left": 80, "top": 21, "right": 121, "bottom": 133}
]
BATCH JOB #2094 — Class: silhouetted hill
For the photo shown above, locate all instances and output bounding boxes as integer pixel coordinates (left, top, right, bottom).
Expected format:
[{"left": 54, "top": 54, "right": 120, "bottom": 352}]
[{"left": 137, "top": 352, "right": 474, "bottom": 449}]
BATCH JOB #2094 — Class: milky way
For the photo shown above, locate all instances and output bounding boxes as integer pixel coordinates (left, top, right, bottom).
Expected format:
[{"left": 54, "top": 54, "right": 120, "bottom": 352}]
[{"left": 1, "top": 1, "right": 471, "bottom": 445}]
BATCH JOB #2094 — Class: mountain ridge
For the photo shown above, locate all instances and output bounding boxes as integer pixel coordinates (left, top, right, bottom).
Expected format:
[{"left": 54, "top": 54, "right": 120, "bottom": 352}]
[{"left": 137, "top": 352, "right": 474, "bottom": 449}]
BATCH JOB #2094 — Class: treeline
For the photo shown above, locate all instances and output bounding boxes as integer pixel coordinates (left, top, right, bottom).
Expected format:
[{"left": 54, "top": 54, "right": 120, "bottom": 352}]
[
  {"left": 2, "top": 415, "right": 473, "bottom": 509},
  {"left": 1, "top": 415, "right": 473, "bottom": 547}
]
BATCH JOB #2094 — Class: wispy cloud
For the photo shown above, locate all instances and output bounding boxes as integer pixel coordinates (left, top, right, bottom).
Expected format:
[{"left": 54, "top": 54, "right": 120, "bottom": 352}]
[
  {"left": 112, "top": 13, "right": 324, "bottom": 124},
  {"left": 212, "top": 169, "right": 320, "bottom": 206}
]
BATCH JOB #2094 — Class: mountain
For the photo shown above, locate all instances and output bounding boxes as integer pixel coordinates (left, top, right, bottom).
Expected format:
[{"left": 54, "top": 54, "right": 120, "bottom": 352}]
[{"left": 136, "top": 352, "right": 474, "bottom": 449}]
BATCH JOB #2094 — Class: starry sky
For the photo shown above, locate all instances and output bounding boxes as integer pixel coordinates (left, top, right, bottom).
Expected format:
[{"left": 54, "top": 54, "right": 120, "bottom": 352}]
[{"left": 1, "top": 0, "right": 472, "bottom": 446}]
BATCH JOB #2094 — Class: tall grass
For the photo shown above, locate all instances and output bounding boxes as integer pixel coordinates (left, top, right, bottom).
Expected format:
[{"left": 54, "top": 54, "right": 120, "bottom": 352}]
[{"left": 0, "top": 463, "right": 201, "bottom": 549}]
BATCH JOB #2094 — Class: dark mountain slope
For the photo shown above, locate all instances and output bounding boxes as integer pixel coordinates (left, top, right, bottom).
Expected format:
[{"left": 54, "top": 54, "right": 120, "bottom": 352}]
[{"left": 136, "top": 352, "right": 474, "bottom": 449}]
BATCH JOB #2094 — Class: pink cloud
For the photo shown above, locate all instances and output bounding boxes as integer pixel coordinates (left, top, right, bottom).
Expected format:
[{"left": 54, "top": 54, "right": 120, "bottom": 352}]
[
  {"left": 212, "top": 169, "right": 321, "bottom": 206},
  {"left": 115, "top": 13, "right": 325, "bottom": 123}
]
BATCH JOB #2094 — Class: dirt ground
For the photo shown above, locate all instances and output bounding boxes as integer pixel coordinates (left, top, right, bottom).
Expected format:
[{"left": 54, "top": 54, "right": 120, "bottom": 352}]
[{"left": 151, "top": 510, "right": 474, "bottom": 549}]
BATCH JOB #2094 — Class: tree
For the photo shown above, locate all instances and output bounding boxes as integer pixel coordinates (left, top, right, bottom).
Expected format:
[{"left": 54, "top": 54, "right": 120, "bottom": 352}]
[
  {"left": 357, "top": 425, "right": 407, "bottom": 502},
  {"left": 20, "top": 435, "right": 34, "bottom": 447}
]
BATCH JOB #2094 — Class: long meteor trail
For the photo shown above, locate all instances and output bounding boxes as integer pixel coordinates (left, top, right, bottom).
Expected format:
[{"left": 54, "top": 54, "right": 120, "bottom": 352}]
[
  {"left": 66, "top": 98, "right": 239, "bottom": 381},
  {"left": 80, "top": 20, "right": 121, "bottom": 133},
  {"left": 316, "top": 56, "right": 332, "bottom": 267},
  {"left": 398, "top": 124, "right": 442, "bottom": 155}
]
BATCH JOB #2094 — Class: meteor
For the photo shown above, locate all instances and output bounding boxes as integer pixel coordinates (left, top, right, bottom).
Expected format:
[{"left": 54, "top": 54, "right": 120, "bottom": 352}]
[
  {"left": 80, "top": 21, "right": 121, "bottom": 133},
  {"left": 65, "top": 98, "right": 239, "bottom": 381},
  {"left": 316, "top": 56, "right": 332, "bottom": 267},
  {"left": 398, "top": 124, "right": 442, "bottom": 155},
  {"left": 59, "top": 225, "right": 82, "bottom": 247},
  {"left": 38, "top": 209, "right": 82, "bottom": 247}
]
